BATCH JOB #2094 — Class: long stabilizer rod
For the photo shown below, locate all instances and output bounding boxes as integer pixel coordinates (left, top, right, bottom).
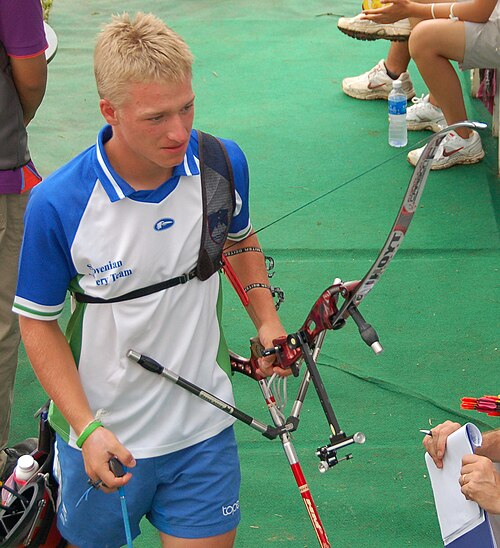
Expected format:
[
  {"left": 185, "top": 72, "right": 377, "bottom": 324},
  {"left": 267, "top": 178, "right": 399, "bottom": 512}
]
[{"left": 127, "top": 349, "right": 281, "bottom": 439}]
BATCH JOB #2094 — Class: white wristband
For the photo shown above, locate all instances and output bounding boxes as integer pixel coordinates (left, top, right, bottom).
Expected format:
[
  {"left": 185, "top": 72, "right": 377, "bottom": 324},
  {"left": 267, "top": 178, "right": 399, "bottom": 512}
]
[{"left": 449, "top": 3, "right": 459, "bottom": 21}]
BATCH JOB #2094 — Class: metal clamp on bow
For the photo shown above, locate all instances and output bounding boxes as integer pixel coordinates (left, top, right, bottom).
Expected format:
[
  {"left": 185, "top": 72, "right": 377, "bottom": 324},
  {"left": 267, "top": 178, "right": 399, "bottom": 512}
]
[{"left": 316, "top": 431, "right": 366, "bottom": 473}]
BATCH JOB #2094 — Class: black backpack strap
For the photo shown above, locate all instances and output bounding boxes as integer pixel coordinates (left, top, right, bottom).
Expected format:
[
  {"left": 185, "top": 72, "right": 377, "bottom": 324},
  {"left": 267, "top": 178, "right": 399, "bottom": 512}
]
[
  {"left": 73, "top": 270, "right": 197, "bottom": 304},
  {"left": 196, "top": 130, "right": 235, "bottom": 281}
]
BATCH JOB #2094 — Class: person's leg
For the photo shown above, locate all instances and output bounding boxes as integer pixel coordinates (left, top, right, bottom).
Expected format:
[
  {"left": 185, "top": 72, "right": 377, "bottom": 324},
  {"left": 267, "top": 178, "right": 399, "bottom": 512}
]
[
  {"left": 409, "top": 19, "right": 470, "bottom": 137},
  {"left": 67, "top": 533, "right": 239, "bottom": 548},
  {"left": 161, "top": 529, "right": 236, "bottom": 547},
  {"left": 385, "top": 41, "right": 411, "bottom": 76},
  {"left": 0, "top": 193, "right": 29, "bottom": 473},
  {"left": 74, "top": 532, "right": 238, "bottom": 548},
  {"left": 406, "top": 19, "right": 484, "bottom": 169}
]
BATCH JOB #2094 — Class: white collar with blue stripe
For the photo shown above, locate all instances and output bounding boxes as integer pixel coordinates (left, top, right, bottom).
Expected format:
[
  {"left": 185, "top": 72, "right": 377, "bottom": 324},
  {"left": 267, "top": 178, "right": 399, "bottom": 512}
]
[{"left": 94, "top": 125, "right": 201, "bottom": 203}]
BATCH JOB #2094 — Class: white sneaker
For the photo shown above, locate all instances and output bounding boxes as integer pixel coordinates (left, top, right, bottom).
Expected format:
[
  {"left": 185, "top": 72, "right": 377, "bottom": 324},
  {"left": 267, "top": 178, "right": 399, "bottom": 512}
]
[
  {"left": 407, "top": 94, "right": 447, "bottom": 132},
  {"left": 342, "top": 59, "right": 416, "bottom": 100},
  {"left": 407, "top": 130, "right": 485, "bottom": 170},
  {"left": 337, "top": 14, "right": 411, "bottom": 41}
]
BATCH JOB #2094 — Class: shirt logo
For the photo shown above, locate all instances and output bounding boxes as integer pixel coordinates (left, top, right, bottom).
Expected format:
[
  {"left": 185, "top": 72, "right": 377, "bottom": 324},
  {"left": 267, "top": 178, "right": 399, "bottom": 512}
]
[
  {"left": 154, "top": 218, "right": 175, "bottom": 231},
  {"left": 87, "top": 260, "right": 132, "bottom": 286}
]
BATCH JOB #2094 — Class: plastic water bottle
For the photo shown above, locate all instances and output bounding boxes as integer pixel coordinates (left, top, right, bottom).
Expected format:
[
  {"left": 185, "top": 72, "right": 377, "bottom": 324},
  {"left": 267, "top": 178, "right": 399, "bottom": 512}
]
[
  {"left": 1, "top": 454, "right": 39, "bottom": 505},
  {"left": 388, "top": 79, "right": 408, "bottom": 147}
]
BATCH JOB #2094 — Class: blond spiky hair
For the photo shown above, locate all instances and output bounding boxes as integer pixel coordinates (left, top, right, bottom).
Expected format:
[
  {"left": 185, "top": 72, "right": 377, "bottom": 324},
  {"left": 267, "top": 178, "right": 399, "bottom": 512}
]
[{"left": 94, "top": 12, "right": 193, "bottom": 105}]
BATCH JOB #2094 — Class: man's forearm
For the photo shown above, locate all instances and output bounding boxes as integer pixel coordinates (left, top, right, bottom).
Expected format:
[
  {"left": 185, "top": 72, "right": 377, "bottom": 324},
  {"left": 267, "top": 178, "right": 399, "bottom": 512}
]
[
  {"left": 19, "top": 316, "right": 94, "bottom": 435},
  {"left": 224, "top": 232, "right": 287, "bottom": 376},
  {"left": 224, "top": 232, "right": 281, "bottom": 331},
  {"left": 19, "top": 88, "right": 46, "bottom": 126},
  {"left": 476, "top": 429, "right": 500, "bottom": 462},
  {"left": 10, "top": 54, "right": 47, "bottom": 125}
]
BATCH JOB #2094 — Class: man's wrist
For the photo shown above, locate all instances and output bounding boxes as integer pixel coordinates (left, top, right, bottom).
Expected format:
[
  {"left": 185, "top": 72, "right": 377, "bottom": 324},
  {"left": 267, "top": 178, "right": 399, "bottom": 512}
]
[{"left": 76, "top": 419, "right": 104, "bottom": 448}]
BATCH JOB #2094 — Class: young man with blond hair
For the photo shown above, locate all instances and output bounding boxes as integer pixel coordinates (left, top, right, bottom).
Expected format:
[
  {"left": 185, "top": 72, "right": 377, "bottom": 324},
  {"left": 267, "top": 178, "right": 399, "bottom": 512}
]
[{"left": 14, "top": 12, "right": 286, "bottom": 547}]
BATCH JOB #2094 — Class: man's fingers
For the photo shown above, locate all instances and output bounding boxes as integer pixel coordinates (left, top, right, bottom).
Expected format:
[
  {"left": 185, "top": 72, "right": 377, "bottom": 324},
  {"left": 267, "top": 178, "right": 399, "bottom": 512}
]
[
  {"left": 462, "top": 453, "right": 482, "bottom": 466},
  {"left": 92, "top": 468, "right": 133, "bottom": 493},
  {"left": 113, "top": 449, "right": 136, "bottom": 470},
  {"left": 256, "top": 355, "right": 274, "bottom": 376},
  {"left": 422, "top": 421, "right": 461, "bottom": 469},
  {"left": 258, "top": 353, "right": 294, "bottom": 377},
  {"left": 104, "top": 469, "right": 133, "bottom": 490},
  {"left": 434, "top": 431, "right": 448, "bottom": 460},
  {"left": 81, "top": 428, "right": 136, "bottom": 492},
  {"left": 432, "top": 421, "right": 462, "bottom": 460}
]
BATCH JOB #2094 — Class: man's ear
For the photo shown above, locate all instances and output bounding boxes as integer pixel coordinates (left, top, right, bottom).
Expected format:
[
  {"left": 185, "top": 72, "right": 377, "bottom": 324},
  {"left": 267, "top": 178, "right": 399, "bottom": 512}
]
[{"left": 99, "top": 98, "right": 119, "bottom": 125}]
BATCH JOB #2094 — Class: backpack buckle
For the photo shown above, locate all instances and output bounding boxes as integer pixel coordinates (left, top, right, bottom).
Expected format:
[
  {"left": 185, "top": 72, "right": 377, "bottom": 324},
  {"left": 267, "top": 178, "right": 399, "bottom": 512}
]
[{"left": 179, "top": 270, "right": 197, "bottom": 284}]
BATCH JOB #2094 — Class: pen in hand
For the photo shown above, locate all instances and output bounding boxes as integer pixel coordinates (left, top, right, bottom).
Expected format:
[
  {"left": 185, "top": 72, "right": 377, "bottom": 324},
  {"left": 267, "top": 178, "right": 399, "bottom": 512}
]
[{"left": 420, "top": 429, "right": 433, "bottom": 436}]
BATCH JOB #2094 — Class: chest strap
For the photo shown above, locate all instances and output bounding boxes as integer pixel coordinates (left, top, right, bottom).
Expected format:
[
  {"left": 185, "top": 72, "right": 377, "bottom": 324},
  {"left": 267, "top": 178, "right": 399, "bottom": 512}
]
[{"left": 73, "top": 270, "right": 197, "bottom": 304}]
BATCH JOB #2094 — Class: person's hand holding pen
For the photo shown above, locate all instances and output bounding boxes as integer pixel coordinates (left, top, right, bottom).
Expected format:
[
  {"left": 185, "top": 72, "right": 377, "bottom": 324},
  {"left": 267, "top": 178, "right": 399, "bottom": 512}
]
[{"left": 422, "top": 420, "right": 462, "bottom": 468}]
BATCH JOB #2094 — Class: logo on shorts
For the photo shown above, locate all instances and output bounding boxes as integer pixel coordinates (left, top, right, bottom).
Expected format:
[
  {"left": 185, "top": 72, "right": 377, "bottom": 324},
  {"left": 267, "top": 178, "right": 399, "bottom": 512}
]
[{"left": 222, "top": 500, "right": 240, "bottom": 516}]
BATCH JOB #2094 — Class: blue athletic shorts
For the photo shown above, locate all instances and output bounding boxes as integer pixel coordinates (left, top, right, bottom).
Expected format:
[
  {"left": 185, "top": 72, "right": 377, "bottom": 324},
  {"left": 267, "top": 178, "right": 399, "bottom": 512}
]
[{"left": 54, "top": 426, "right": 241, "bottom": 548}]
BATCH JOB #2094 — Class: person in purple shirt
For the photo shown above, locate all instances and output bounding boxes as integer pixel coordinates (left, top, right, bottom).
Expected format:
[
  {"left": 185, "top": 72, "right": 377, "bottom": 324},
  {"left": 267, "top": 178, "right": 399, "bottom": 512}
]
[{"left": 0, "top": 0, "right": 47, "bottom": 479}]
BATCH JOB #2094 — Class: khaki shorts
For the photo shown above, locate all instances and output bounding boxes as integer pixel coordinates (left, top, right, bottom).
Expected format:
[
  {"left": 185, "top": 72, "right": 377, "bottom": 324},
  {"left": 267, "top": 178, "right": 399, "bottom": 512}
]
[{"left": 463, "top": 0, "right": 500, "bottom": 69}]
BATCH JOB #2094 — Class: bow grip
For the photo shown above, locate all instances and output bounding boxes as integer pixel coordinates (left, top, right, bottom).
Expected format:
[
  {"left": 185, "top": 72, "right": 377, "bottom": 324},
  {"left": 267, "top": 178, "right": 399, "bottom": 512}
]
[
  {"left": 251, "top": 336, "right": 301, "bottom": 376},
  {"left": 261, "top": 335, "right": 302, "bottom": 375}
]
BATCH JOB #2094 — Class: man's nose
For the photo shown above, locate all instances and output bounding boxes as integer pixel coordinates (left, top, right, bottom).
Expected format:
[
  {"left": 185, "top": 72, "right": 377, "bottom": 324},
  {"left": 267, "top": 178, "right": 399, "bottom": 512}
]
[{"left": 165, "top": 115, "right": 188, "bottom": 142}]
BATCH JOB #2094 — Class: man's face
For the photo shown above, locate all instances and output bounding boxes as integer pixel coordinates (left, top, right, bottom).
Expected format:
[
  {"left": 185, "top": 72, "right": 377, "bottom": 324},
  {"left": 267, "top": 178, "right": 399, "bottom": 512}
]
[{"left": 106, "top": 77, "right": 195, "bottom": 175}]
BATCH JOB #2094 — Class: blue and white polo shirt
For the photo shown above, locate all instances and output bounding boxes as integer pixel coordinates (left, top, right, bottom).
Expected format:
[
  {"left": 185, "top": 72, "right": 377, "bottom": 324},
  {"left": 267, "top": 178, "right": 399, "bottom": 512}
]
[{"left": 14, "top": 125, "right": 252, "bottom": 457}]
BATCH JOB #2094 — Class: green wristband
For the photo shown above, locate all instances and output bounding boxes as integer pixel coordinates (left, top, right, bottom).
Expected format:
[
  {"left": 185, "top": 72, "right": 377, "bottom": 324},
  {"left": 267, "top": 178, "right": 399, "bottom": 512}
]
[{"left": 76, "top": 419, "right": 103, "bottom": 448}]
